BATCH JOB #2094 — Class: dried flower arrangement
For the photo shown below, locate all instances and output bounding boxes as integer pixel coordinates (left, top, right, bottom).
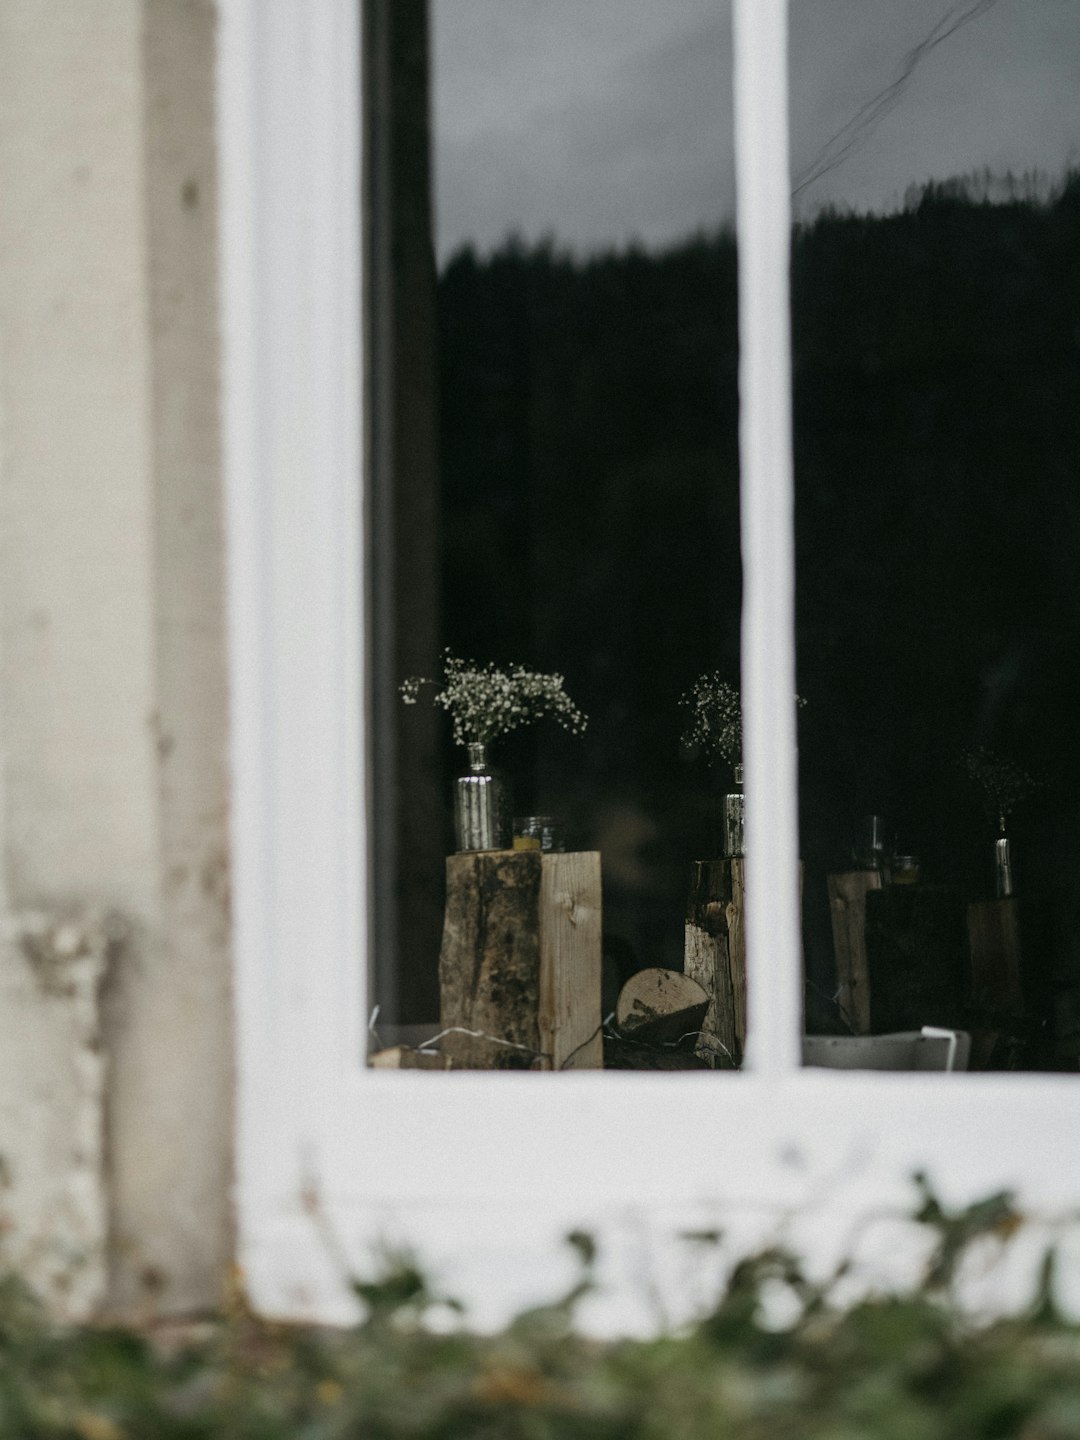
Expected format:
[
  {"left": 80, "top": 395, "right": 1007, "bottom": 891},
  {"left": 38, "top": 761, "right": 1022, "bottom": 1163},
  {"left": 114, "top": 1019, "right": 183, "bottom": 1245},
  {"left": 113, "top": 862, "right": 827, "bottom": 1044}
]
[
  {"left": 679, "top": 675, "right": 744, "bottom": 775},
  {"left": 962, "top": 746, "right": 1041, "bottom": 833},
  {"left": 680, "top": 673, "right": 805, "bottom": 779},
  {"left": 401, "top": 650, "right": 587, "bottom": 749}
]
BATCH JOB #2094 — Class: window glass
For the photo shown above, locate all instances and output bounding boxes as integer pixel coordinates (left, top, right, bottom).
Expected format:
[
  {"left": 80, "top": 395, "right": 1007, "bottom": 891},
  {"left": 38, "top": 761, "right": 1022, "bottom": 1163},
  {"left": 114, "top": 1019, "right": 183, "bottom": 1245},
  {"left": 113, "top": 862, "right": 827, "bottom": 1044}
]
[
  {"left": 791, "top": 0, "right": 1080, "bottom": 1071},
  {"left": 367, "top": 0, "right": 744, "bottom": 1067}
]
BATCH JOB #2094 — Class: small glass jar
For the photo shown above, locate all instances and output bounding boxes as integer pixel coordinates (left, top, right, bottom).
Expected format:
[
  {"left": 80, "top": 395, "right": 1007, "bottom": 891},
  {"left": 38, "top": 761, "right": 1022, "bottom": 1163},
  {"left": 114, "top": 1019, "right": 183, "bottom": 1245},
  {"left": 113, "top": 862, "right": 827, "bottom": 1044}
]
[
  {"left": 889, "top": 854, "right": 921, "bottom": 885},
  {"left": 512, "top": 815, "right": 564, "bottom": 853}
]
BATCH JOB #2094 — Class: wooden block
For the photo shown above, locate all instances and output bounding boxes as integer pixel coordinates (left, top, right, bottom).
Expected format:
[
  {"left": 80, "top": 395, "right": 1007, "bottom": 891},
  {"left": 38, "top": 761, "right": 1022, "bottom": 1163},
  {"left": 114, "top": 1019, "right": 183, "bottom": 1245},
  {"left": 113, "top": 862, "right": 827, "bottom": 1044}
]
[
  {"left": 539, "top": 851, "right": 604, "bottom": 1070},
  {"left": 615, "top": 968, "right": 710, "bottom": 1050},
  {"left": 684, "top": 858, "right": 746, "bottom": 1067},
  {"left": 968, "top": 898, "right": 1024, "bottom": 1016},
  {"left": 864, "top": 885, "right": 967, "bottom": 1033},
  {"left": 438, "top": 850, "right": 602, "bottom": 1070},
  {"left": 827, "top": 870, "right": 882, "bottom": 1035}
]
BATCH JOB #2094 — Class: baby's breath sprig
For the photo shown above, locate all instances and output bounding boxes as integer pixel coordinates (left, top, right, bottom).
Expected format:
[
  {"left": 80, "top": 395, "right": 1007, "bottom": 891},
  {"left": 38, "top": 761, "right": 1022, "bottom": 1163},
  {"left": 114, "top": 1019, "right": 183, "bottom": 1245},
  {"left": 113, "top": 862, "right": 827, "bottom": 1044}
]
[
  {"left": 401, "top": 650, "right": 588, "bottom": 749},
  {"left": 679, "top": 672, "right": 805, "bottom": 776},
  {"left": 680, "top": 676, "right": 743, "bottom": 771},
  {"left": 961, "top": 747, "right": 1041, "bottom": 833}
]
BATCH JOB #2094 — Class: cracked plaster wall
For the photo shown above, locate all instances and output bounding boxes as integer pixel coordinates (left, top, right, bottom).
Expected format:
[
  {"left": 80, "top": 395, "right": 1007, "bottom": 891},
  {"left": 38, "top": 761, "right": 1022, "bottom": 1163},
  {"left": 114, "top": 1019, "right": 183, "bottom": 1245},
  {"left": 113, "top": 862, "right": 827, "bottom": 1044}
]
[{"left": 0, "top": 0, "right": 232, "bottom": 1319}]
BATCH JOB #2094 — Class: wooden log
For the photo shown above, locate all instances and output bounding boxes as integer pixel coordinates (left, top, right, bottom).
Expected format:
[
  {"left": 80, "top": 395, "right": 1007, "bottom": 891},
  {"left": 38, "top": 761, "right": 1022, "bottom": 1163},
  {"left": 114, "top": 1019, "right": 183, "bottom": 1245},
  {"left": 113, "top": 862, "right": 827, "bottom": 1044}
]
[
  {"left": 827, "top": 870, "right": 882, "bottom": 1035},
  {"left": 438, "top": 850, "right": 542, "bottom": 1069},
  {"left": 614, "top": 968, "right": 710, "bottom": 1050},
  {"left": 968, "top": 898, "right": 1024, "bottom": 1017},
  {"left": 438, "top": 850, "right": 602, "bottom": 1070},
  {"left": 684, "top": 858, "right": 746, "bottom": 1068}
]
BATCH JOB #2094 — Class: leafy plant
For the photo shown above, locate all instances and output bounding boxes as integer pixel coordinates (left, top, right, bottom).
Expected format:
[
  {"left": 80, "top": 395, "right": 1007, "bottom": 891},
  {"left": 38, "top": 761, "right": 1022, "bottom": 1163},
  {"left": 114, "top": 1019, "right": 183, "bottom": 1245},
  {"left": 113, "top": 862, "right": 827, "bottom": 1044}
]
[
  {"left": 3, "top": 1180, "right": 1080, "bottom": 1439},
  {"left": 402, "top": 650, "right": 588, "bottom": 749}
]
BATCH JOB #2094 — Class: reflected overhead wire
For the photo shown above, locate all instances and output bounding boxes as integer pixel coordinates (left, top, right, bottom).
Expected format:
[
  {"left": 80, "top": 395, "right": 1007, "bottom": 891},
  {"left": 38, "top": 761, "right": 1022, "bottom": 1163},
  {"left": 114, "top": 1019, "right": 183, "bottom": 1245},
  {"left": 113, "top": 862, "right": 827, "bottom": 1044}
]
[{"left": 792, "top": 0, "right": 1003, "bottom": 199}]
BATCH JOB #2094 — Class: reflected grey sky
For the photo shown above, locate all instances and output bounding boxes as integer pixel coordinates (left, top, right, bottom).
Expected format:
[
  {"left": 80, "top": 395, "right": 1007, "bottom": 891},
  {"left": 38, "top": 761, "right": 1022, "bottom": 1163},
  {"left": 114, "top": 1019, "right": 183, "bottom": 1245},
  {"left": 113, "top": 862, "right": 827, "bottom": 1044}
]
[{"left": 432, "top": 0, "right": 1080, "bottom": 262}]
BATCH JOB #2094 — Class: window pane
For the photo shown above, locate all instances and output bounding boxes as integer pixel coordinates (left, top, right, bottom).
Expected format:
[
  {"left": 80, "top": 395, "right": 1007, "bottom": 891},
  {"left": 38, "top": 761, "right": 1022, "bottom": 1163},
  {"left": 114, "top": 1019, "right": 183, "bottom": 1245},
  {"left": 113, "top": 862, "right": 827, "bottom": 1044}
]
[
  {"left": 791, "top": 1, "right": 1080, "bottom": 1071},
  {"left": 367, "top": 0, "right": 748, "bottom": 1068}
]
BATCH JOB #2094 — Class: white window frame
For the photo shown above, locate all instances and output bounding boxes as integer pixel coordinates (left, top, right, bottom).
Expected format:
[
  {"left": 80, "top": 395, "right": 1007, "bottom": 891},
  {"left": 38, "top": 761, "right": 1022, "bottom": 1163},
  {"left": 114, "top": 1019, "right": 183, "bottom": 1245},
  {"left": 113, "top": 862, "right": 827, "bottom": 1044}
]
[{"left": 219, "top": 0, "right": 1080, "bottom": 1324}]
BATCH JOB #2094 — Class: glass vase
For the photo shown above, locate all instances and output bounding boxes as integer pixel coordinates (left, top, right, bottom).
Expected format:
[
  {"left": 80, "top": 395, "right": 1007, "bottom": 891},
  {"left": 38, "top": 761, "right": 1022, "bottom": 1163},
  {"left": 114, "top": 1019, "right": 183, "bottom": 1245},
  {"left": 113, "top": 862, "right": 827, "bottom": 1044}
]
[{"left": 453, "top": 742, "right": 511, "bottom": 852}]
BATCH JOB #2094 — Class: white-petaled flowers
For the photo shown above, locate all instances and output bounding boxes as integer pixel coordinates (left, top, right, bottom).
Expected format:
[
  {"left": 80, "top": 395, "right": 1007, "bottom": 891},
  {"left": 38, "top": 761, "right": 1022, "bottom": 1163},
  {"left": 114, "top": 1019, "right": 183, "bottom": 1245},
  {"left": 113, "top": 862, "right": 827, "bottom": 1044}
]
[
  {"left": 680, "top": 672, "right": 805, "bottom": 775},
  {"left": 402, "top": 650, "right": 588, "bottom": 749},
  {"left": 961, "top": 746, "right": 1041, "bottom": 834}
]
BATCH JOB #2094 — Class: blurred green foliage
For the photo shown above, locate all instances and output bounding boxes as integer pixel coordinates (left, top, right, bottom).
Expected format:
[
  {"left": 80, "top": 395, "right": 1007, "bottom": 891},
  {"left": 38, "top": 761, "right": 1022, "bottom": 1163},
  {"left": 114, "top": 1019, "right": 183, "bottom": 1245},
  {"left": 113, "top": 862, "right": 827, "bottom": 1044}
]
[{"left": 4, "top": 1180, "right": 1080, "bottom": 1438}]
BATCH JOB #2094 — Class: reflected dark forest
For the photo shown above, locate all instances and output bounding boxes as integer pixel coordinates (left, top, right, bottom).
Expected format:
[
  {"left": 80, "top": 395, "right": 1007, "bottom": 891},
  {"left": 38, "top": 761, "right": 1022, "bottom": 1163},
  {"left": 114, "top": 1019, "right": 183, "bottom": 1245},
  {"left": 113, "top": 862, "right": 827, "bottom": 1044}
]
[
  {"left": 430, "top": 176, "right": 1080, "bottom": 1065},
  {"left": 438, "top": 232, "right": 740, "bottom": 986}
]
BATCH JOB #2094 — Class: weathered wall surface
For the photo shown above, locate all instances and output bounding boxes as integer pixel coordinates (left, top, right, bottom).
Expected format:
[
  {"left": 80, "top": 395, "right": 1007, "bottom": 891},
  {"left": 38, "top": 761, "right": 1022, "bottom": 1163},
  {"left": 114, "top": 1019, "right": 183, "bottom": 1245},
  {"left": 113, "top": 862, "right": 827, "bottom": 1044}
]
[
  {"left": 0, "top": 0, "right": 231, "bottom": 1317},
  {"left": 0, "top": 912, "right": 116, "bottom": 1315}
]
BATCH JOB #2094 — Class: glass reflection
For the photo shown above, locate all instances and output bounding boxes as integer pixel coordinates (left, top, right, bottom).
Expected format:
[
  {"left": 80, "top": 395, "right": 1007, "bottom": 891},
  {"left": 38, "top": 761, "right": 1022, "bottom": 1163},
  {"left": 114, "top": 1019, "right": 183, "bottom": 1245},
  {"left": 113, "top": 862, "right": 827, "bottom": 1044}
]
[
  {"left": 371, "top": 1, "right": 741, "bottom": 1065},
  {"left": 792, "top": 0, "right": 1080, "bottom": 1070}
]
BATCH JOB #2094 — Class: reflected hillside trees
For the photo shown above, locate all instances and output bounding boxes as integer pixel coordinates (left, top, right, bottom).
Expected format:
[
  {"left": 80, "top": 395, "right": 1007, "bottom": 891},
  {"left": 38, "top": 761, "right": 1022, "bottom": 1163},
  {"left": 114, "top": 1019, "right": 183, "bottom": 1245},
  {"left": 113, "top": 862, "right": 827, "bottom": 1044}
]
[{"left": 433, "top": 175, "right": 1080, "bottom": 1041}]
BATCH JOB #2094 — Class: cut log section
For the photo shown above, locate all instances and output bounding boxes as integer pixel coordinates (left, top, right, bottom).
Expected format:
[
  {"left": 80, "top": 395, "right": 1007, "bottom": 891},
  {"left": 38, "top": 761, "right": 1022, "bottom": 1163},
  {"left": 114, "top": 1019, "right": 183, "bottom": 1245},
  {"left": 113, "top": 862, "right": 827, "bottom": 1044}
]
[
  {"left": 827, "top": 870, "right": 882, "bottom": 1035},
  {"left": 614, "top": 967, "right": 710, "bottom": 1050},
  {"left": 438, "top": 850, "right": 602, "bottom": 1070},
  {"left": 684, "top": 859, "right": 746, "bottom": 1067},
  {"left": 368, "top": 1045, "right": 451, "bottom": 1070}
]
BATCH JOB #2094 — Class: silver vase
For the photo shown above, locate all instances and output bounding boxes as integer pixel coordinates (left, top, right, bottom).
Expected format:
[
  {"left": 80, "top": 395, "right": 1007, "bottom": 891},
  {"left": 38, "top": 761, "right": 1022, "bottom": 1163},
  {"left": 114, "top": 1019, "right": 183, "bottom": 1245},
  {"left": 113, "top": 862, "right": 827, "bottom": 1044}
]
[
  {"left": 995, "top": 834, "right": 1014, "bottom": 898},
  {"left": 454, "top": 742, "right": 511, "bottom": 852},
  {"left": 723, "top": 762, "right": 744, "bottom": 858}
]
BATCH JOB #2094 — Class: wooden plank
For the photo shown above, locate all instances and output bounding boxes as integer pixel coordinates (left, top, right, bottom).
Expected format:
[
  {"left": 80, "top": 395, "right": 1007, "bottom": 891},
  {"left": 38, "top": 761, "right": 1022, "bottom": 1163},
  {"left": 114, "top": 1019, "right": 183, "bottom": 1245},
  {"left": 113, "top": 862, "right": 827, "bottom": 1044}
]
[
  {"left": 684, "top": 858, "right": 746, "bottom": 1067},
  {"left": 827, "top": 870, "right": 882, "bottom": 1035},
  {"left": 538, "top": 851, "right": 603, "bottom": 1070},
  {"left": 968, "top": 898, "right": 1024, "bottom": 1017}
]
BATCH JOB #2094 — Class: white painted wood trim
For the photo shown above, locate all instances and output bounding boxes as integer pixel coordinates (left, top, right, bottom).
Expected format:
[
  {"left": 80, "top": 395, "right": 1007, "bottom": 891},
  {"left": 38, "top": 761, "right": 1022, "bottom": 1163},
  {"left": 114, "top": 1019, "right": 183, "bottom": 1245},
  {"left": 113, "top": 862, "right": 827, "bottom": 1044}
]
[
  {"left": 218, "top": 0, "right": 367, "bottom": 1225},
  {"left": 734, "top": 0, "right": 802, "bottom": 1078},
  {"left": 219, "top": 0, "right": 1080, "bottom": 1325}
]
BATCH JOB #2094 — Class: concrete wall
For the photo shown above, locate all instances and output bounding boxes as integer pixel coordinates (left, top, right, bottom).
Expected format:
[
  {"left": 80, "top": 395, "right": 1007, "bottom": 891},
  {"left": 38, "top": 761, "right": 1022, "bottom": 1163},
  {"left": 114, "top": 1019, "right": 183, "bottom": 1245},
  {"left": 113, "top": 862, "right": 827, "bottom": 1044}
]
[{"left": 0, "top": 0, "right": 231, "bottom": 1317}]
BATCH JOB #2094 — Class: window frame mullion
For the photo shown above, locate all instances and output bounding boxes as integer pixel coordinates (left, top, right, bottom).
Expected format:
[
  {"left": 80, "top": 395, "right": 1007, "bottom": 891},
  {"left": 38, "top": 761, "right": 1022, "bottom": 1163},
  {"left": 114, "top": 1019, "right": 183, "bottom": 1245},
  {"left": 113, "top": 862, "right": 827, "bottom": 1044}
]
[{"left": 733, "top": 0, "right": 803, "bottom": 1078}]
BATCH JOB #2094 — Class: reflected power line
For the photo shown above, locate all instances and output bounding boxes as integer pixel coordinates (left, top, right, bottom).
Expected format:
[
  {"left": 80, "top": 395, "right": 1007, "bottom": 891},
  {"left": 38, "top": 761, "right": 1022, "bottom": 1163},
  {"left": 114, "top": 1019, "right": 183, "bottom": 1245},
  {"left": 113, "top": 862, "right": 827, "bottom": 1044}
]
[{"left": 791, "top": 0, "right": 1003, "bottom": 200}]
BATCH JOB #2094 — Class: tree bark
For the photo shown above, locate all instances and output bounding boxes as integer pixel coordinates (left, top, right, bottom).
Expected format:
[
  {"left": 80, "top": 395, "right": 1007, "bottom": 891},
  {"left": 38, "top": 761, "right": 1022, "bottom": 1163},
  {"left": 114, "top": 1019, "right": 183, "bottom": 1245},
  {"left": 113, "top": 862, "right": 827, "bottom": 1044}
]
[
  {"left": 438, "top": 850, "right": 602, "bottom": 1069},
  {"left": 684, "top": 859, "right": 746, "bottom": 1067}
]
